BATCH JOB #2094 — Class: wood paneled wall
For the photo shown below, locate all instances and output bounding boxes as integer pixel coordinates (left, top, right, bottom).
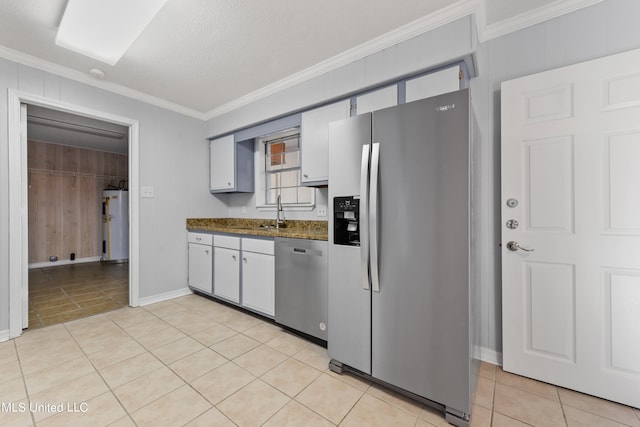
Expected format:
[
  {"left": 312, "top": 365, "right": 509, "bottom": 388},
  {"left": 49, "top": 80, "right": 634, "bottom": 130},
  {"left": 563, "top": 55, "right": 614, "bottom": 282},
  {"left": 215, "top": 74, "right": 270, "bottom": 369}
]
[{"left": 27, "top": 141, "right": 128, "bottom": 264}]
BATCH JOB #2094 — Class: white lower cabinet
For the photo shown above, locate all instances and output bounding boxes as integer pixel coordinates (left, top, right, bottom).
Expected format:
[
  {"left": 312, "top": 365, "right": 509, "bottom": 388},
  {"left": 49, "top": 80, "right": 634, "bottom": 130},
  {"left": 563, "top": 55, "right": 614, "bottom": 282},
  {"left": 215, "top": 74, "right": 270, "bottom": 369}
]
[
  {"left": 213, "top": 236, "right": 241, "bottom": 303},
  {"left": 242, "top": 238, "right": 275, "bottom": 316},
  {"left": 188, "top": 233, "right": 213, "bottom": 294},
  {"left": 193, "top": 234, "right": 274, "bottom": 317}
]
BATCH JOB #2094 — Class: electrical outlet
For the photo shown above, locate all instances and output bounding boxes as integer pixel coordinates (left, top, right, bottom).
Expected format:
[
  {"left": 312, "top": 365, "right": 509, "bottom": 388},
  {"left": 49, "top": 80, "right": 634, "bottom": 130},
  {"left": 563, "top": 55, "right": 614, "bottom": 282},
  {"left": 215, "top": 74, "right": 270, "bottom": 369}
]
[
  {"left": 141, "top": 187, "right": 154, "bottom": 198},
  {"left": 241, "top": 206, "right": 247, "bottom": 215},
  {"left": 316, "top": 205, "right": 327, "bottom": 217}
]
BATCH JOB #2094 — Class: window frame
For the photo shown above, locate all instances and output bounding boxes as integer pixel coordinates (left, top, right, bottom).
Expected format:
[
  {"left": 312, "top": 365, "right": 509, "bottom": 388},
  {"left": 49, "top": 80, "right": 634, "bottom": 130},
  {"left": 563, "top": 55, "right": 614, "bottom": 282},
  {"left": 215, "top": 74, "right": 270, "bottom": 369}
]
[{"left": 255, "top": 127, "right": 315, "bottom": 211}]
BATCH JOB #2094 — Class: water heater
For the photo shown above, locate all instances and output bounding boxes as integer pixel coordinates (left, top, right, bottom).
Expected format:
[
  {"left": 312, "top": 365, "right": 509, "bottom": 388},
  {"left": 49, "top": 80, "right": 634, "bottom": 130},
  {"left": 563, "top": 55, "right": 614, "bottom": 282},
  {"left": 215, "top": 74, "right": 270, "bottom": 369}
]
[{"left": 102, "top": 190, "right": 129, "bottom": 261}]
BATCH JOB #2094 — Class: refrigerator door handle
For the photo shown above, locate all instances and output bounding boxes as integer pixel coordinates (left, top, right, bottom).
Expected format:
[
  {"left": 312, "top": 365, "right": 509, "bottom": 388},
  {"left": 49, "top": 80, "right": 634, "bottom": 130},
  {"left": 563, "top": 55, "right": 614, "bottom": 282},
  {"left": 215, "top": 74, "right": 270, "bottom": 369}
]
[
  {"left": 360, "top": 144, "right": 370, "bottom": 291},
  {"left": 370, "top": 143, "right": 380, "bottom": 293}
]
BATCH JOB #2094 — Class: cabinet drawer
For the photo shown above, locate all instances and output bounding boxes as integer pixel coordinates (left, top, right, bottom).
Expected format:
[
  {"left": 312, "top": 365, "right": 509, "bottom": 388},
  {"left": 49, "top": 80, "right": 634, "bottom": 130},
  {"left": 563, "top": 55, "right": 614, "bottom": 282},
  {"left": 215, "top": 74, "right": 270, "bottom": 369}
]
[
  {"left": 188, "top": 232, "right": 212, "bottom": 245},
  {"left": 242, "top": 238, "right": 274, "bottom": 255},
  {"left": 214, "top": 235, "right": 240, "bottom": 250}
]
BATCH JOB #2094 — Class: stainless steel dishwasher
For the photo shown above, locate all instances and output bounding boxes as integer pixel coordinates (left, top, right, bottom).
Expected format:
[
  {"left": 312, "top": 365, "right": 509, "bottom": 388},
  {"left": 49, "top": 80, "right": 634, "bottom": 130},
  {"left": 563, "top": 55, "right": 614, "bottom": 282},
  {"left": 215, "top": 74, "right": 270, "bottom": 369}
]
[{"left": 275, "top": 237, "right": 328, "bottom": 341}]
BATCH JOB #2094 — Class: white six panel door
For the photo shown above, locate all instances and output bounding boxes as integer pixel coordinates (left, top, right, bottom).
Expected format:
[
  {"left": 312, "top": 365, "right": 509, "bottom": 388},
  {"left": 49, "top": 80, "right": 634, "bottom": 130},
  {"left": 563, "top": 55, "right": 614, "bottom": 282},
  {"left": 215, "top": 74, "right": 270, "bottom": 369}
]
[{"left": 502, "top": 48, "right": 640, "bottom": 408}]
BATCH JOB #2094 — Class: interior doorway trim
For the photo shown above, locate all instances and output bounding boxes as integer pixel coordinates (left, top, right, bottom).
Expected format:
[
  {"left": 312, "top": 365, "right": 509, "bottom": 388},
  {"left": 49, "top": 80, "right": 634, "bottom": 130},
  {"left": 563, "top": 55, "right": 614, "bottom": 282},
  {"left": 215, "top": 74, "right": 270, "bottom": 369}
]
[{"left": 8, "top": 89, "right": 140, "bottom": 338}]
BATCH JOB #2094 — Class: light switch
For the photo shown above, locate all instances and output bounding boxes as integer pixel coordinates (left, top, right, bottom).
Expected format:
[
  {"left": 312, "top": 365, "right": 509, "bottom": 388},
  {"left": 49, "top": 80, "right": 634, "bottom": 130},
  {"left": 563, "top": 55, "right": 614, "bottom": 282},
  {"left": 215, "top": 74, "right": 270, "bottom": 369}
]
[{"left": 141, "top": 187, "right": 154, "bottom": 198}]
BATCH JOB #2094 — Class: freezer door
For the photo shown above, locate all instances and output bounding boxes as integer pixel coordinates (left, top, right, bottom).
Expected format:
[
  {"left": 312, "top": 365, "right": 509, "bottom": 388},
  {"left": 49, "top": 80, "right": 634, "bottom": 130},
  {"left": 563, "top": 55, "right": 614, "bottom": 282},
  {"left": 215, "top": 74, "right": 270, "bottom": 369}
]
[
  {"left": 327, "top": 114, "right": 372, "bottom": 374},
  {"left": 371, "top": 90, "right": 472, "bottom": 413}
]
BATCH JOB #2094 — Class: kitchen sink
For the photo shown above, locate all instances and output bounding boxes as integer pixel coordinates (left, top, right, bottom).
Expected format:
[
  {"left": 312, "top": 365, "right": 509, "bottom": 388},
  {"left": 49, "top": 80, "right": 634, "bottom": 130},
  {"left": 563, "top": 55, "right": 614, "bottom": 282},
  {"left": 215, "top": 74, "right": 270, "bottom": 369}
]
[{"left": 225, "top": 224, "right": 276, "bottom": 230}]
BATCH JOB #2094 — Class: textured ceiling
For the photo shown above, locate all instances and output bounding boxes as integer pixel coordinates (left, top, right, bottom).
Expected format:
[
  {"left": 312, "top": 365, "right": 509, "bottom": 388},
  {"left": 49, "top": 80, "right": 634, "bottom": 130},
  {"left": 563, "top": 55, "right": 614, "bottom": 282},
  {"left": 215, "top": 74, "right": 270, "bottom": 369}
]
[
  {"left": 0, "top": 0, "right": 565, "bottom": 118},
  {"left": 0, "top": 0, "right": 454, "bottom": 115}
]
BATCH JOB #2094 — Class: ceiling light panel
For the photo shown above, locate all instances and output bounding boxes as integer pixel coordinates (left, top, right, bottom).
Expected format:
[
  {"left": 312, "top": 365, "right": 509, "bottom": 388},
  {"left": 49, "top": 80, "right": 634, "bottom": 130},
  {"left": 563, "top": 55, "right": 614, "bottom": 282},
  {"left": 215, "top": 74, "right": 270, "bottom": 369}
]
[{"left": 55, "top": 0, "right": 169, "bottom": 66}]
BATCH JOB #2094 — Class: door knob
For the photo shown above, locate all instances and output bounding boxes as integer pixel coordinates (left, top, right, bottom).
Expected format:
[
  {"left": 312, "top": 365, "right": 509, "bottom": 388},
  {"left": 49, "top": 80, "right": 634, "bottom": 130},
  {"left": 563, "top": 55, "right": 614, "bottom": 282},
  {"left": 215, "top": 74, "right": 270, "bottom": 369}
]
[{"left": 506, "top": 241, "right": 534, "bottom": 252}]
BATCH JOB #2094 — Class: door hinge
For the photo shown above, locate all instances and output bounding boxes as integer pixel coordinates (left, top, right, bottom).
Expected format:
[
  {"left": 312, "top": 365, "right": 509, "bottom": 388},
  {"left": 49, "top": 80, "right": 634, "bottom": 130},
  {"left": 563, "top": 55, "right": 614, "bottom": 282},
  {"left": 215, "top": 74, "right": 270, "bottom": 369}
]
[{"left": 459, "top": 69, "right": 464, "bottom": 80}]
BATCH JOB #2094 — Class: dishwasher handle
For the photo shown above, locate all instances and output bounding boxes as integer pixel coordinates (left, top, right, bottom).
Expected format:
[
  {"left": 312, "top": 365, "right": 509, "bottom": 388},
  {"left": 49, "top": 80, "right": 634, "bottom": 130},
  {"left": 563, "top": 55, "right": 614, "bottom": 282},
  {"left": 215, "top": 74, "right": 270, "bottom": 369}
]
[{"left": 282, "top": 246, "right": 323, "bottom": 257}]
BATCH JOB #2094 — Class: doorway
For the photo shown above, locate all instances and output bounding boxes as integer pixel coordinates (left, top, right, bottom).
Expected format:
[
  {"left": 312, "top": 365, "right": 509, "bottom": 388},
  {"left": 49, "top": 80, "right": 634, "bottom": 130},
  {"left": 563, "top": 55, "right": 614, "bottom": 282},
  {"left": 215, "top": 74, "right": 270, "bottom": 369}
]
[
  {"left": 26, "top": 105, "right": 130, "bottom": 328},
  {"left": 8, "top": 90, "right": 140, "bottom": 338}
]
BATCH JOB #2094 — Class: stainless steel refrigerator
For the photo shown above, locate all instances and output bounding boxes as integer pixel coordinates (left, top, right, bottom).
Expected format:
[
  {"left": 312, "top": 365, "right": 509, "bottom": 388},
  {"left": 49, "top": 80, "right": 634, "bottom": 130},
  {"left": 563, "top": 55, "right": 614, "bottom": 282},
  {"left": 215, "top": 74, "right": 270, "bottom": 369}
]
[{"left": 327, "top": 89, "right": 480, "bottom": 427}]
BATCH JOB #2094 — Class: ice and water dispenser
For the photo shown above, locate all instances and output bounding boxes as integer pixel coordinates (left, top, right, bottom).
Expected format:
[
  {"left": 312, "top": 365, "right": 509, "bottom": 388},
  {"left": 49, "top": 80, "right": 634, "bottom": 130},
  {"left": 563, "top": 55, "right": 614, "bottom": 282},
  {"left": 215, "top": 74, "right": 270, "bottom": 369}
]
[{"left": 333, "top": 196, "right": 360, "bottom": 246}]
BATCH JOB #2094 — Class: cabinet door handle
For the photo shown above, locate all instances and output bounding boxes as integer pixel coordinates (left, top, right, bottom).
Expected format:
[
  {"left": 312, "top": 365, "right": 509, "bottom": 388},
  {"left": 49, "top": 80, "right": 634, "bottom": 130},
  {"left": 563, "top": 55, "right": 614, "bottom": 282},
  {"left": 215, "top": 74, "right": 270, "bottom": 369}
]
[
  {"left": 243, "top": 257, "right": 247, "bottom": 262},
  {"left": 205, "top": 250, "right": 209, "bottom": 255},
  {"left": 303, "top": 174, "right": 308, "bottom": 178},
  {"left": 227, "top": 182, "right": 231, "bottom": 186},
  {"left": 232, "top": 255, "right": 236, "bottom": 260}
]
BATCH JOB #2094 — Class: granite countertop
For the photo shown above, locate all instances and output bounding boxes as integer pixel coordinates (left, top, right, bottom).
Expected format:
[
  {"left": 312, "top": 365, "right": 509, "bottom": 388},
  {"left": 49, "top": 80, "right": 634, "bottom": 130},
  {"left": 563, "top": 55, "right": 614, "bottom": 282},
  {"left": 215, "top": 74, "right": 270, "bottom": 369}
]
[{"left": 186, "top": 218, "right": 328, "bottom": 241}]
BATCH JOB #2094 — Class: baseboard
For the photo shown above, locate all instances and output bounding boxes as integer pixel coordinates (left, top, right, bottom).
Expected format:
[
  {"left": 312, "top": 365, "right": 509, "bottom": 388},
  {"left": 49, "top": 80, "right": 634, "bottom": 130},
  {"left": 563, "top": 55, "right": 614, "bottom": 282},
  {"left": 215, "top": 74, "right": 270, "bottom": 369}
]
[
  {"left": 0, "top": 330, "right": 10, "bottom": 343},
  {"left": 474, "top": 345, "right": 503, "bottom": 366},
  {"left": 28, "top": 256, "right": 102, "bottom": 269},
  {"left": 139, "top": 287, "right": 192, "bottom": 306}
]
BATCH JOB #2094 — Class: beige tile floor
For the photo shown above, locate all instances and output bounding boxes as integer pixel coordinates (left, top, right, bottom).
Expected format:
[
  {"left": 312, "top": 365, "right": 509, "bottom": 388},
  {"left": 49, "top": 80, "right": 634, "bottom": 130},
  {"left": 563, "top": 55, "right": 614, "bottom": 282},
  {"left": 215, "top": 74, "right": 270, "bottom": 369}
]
[
  {"left": 28, "top": 262, "right": 129, "bottom": 329},
  {"left": 1, "top": 293, "right": 638, "bottom": 426}
]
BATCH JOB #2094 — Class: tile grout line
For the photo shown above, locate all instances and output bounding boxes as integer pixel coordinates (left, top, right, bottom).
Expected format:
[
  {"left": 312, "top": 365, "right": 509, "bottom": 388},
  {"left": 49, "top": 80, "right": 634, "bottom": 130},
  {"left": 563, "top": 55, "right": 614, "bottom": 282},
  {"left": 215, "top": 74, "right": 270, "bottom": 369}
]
[
  {"left": 61, "top": 318, "right": 139, "bottom": 426},
  {"left": 12, "top": 339, "right": 37, "bottom": 427},
  {"left": 557, "top": 386, "right": 569, "bottom": 427},
  {"left": 137, "top": 305, "right": 274, "bottom": 426},
  {"left": 150, "top": 301, "right": 340, "bottom": 426},
  {"left": 133, "top": 306, "right": 221, "bottom": 425},
  {"left": 488, "top": 369, "right": 496, "bottom": 426},
  {"left": 103, "top": 305, "right": 240, "bottom": 425}
]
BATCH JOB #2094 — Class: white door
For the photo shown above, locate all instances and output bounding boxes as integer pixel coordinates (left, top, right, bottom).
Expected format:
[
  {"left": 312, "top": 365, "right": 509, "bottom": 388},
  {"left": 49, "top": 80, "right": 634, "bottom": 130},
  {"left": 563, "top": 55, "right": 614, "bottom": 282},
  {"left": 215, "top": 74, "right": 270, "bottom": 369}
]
[
  {"left": 405, "top": 65, "right": 460, "bottom": 103},
  {"left": 188, "top": 243, "right": 212, "bottom": 294},
  {"left": 20, "top": 103, "right": 28, "bottom": 329},
  {"left": 210, "top": 135, "right": 235, "bottom": 191},
  {"left": 502, "top": 48, "right": 640, "bottom": 408},
  {"left": 300, "top": 99, "right": 350, "bottom": 185},
  {"left": 242, "top": 251, "right": 274, "bottom": 316},
  {"left": 356, "top": 85, "right": 397, "bottom": 115},
  {"left": 214, "top": 246, "right": 240, "bottom": 303}
]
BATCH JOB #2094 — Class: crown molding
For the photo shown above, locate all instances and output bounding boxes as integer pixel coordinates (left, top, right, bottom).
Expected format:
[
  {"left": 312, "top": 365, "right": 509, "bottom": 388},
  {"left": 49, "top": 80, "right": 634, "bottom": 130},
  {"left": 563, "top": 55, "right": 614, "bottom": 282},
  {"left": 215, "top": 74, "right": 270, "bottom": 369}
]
[
  {"left": 0, "top": 0, "right": 604, "bottom": 123},
  {"left": 479, "top": 0, "right": 604, "bottom": 42},
  {"left": 203, "top": 0, "right": 480, "bottom": 120},
  {"left": 0, "top": 45, "right": 206, "bottom": 120}
]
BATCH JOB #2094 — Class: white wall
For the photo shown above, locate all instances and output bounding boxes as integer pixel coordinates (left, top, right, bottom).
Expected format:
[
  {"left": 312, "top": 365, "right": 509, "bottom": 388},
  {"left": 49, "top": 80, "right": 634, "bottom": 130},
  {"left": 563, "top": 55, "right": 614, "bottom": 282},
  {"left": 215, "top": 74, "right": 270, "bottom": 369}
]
[
  {"left": 470, "top": 0, "right": 640, "bottom": 356},
  {"left": 206, "top": 0, "right": 640, "bottom": 359},
  {"left": 215, "top": 184, "right": 329, "bottom": 222},
  {"left": 207, "top": 16, "right": 476, "bottom": 138},
  {"left": 3, "top": 0, "right": 638, "bottom": 353},
  {"left": 208, "top": 15, "right": 476, "bottom": 222},
  {"left": 0, "top": 59, "right": 226, "bottom": 331}
]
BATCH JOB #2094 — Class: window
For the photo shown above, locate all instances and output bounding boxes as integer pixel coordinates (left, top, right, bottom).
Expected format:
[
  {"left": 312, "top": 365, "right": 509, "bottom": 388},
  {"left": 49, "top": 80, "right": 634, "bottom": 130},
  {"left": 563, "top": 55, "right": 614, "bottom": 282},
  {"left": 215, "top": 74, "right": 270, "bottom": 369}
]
[{"left": 259, "top": 129, "right": 314, "bottom": 208}]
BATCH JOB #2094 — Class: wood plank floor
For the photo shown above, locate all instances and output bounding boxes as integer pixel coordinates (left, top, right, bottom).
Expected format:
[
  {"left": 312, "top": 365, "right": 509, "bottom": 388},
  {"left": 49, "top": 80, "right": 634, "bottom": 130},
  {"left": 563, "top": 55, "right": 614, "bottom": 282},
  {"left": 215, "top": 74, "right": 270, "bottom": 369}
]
[{"left": 28, "top": 262, "right": 128, "bottom": 329}]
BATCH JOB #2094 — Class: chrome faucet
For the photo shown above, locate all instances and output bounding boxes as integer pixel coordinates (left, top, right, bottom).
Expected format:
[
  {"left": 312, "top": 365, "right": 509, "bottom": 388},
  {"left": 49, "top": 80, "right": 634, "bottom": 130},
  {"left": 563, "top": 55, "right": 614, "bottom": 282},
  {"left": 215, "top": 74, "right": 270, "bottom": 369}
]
[{"left": 276, "top": 194, "right": 286, "bottom": 229}]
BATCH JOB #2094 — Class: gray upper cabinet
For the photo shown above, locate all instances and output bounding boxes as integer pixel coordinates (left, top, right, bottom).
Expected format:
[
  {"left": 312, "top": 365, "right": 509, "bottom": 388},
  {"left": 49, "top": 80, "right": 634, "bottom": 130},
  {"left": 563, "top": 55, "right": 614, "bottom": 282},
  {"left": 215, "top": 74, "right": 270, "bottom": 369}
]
[
  {"left": 210, "top": 135, "right": 254, "bottom": 193},
  {"left": 300, "top": 99, "right": 351, "bottom": 186},
  {"left": 356, "top": 85, "right": 398, "bottom": 115},
  {"left": 405, "top": 65, "right": 461, "bottom": 103}
]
